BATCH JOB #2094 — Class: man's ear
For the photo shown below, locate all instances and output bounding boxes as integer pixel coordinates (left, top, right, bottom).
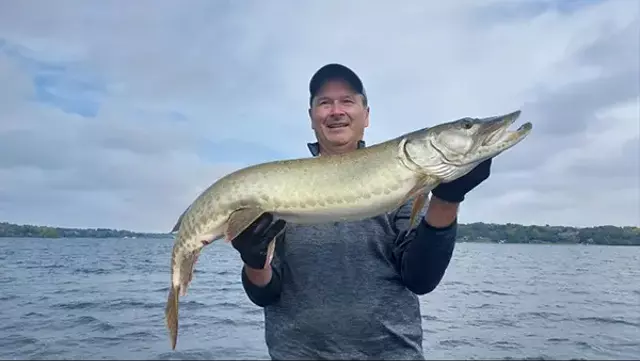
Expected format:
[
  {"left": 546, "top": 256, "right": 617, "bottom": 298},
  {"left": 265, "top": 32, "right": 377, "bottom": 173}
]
[
  {"left": 308, "top": 108, "right": 315, "bottom": 129},
  {"left": 364, "top": 106, "right": 370, "bottom": 128}
]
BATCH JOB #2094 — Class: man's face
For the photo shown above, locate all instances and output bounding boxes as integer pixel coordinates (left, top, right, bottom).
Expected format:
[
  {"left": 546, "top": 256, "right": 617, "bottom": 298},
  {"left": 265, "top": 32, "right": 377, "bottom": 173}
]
[{"left": 309, "top": 79, "right": 370, "bottom": 150}]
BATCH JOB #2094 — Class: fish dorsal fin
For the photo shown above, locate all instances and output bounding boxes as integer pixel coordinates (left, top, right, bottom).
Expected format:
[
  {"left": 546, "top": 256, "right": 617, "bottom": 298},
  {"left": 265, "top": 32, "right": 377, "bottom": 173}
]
[
  {"left": 225, "top": 207, "right": 265, "bottom": 242},
  {"left": 170, "top": 205, "right": 191, "bottom": 233}
]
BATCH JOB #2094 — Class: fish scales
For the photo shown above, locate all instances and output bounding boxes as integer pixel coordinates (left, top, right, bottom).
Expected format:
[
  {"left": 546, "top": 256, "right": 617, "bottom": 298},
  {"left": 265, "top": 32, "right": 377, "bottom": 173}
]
[
  {"left": 180, "top": 139, "right": 418, "bottom": 231},
  {"left": 164, "top": 110, "right": 533, "bottom": 350}
]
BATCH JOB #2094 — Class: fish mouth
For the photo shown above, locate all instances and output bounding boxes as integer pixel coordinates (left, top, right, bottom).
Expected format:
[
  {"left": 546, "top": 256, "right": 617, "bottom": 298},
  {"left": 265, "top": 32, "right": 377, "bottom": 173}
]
[{"left": 479, "top": 110, "right": 532, "bottom": 147}]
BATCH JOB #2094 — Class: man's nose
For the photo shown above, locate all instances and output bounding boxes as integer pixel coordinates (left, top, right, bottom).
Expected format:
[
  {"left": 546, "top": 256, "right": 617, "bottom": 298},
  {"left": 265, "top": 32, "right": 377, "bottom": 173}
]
[{"left": 329, "top": 101, "right": 346, "bottom": 115}]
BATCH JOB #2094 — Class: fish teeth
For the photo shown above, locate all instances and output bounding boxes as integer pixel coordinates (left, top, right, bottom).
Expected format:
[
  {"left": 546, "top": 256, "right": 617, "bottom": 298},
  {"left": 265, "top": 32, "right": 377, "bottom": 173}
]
[{"left": 484, "top": 127, "right": 506, "bottom": 145}]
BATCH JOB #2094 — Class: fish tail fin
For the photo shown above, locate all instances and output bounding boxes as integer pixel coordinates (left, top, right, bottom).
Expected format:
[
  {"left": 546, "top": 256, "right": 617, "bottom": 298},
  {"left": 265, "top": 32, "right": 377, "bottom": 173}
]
[{"left": 165, "top": 284, "right": 180, "bottom": 350}]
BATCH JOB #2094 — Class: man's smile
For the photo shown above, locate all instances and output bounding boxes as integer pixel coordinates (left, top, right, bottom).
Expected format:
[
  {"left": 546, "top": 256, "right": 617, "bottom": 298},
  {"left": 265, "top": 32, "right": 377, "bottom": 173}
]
[{"left": 326, "top": 123, "right": 349, "bottom": 129}]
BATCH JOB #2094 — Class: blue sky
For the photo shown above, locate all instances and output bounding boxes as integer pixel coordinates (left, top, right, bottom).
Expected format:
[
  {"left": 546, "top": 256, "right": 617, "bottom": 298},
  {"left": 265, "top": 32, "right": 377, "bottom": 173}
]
[
  {"left": 0, "top": 0, "right": 638, "bottom": 232},
  {"left": 474, "top": 0, "right": 606, "bottom": 20},
  {"left": 1, "top": 39, "right": 104, "bottom": 117}
]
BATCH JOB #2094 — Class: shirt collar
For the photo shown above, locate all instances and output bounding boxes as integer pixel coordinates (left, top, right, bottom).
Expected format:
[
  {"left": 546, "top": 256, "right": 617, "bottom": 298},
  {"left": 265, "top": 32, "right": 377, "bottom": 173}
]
[{"left": 306, "top": 140, "right": 366, "bottom": 157}]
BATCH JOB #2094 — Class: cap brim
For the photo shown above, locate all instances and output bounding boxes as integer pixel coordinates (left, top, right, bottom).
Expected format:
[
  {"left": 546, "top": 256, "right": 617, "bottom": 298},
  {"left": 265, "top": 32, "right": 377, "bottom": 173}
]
[{"left": 309, "top": 63, "right": 365, "bottom": 97}]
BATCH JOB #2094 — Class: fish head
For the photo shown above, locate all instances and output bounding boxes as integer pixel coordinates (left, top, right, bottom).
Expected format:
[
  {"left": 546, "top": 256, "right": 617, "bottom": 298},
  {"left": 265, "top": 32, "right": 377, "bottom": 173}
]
[{"left": 403, "top": 110, "right": 532, "bottom": 182}]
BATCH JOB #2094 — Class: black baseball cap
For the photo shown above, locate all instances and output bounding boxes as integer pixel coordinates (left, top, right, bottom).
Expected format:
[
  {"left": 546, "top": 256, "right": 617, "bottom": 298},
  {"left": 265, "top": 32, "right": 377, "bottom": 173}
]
[{"left": 309, "top": 63, "right": 367, "bottom": 105}]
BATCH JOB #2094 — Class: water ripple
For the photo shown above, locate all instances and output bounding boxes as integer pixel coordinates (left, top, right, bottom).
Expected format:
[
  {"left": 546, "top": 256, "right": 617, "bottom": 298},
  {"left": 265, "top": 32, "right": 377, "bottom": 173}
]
[{"left": 0, "top": 238, "right": 638, "bottom": 360}]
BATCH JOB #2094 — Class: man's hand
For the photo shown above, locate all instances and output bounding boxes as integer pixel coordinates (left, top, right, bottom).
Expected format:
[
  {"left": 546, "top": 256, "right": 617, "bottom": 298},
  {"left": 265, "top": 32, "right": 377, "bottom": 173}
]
[
  {"left": 431, "top": 158, "right": 492, "bottom": 204},
  {"left": 426, "top": 158, "right": 492, "bottom": 228},
  {"left": 231, "top": 212, "right": 286, "bottom": 270}
]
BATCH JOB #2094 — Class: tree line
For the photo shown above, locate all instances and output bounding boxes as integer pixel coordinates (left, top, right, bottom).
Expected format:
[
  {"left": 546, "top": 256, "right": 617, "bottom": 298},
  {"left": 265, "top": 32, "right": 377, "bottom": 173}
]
[
  {"left": 0, "top": 222, "right": 169, "bottom": 239},
  {"left": 457, "top": 222, "right": 639, "bottom": 246},
  {"left": 1, "top": 221, "right": 638, "bottom": 245}
]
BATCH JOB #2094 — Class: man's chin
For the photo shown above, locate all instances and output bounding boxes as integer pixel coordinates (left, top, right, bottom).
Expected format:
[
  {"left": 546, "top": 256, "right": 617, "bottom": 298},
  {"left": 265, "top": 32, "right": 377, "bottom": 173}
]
[
  {"left": 324, "top": 131, "right": 353, "bottom": 144},
  {"left": 325, "top": 137, "right": 352, "bottom": 147}
]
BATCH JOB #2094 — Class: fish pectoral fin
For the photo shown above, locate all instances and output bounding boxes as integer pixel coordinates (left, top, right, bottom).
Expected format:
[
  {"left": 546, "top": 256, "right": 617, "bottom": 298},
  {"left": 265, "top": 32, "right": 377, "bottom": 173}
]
[
  {"left": 398, "top": 175, "right": 431, "bottom": 205},
  {"left": 409, "top": 192, "right": 427, "bottom": 230},
  {"left": 224, "top": 207, "right": 265, "bottom": 242},
  {"left": 395, "top": 175, "right": 432, "bottom": 235}
]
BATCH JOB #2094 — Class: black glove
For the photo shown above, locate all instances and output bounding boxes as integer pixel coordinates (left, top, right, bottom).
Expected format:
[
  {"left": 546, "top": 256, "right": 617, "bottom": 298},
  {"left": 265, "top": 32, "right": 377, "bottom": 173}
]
[
  {"left": 431, "top": 158, "right": 492, "bottom": 203},
  {"left": 231, "top": 212, "right": 286, "bottom": 270}
]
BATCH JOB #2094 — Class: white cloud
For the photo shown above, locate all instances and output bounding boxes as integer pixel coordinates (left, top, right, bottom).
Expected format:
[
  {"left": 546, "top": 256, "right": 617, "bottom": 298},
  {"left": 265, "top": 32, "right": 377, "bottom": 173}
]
[{"left": 0, "top": 0, "right": 638, "bottom": 231}]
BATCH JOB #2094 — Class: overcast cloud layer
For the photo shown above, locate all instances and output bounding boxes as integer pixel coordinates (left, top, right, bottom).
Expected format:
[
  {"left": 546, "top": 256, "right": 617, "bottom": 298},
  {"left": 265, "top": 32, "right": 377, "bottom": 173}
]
[{"left": 0, "top": 0, "right": 638, "bottom": 232}]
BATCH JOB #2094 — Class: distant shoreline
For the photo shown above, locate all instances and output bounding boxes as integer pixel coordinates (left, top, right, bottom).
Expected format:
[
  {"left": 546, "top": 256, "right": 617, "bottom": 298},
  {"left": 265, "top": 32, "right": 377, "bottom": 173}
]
[
  {"left": 0, "top": 221, "right": 170, "bottom": 240},
  {"left": 1, "top": 221, "right": 638, "bottom": 246}
]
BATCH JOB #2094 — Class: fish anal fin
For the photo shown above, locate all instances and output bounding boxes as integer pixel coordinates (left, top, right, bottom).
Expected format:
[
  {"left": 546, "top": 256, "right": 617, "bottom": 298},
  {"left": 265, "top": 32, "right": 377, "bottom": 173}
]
[
  {"left": 225, "top": 207, "right": 265, "bottom": 242},
  {"left": 263, "top": 227, "right": 285, "bottom": 268},
  {"left": 264, "top": 236, "right": 278, "bottom": 267}
]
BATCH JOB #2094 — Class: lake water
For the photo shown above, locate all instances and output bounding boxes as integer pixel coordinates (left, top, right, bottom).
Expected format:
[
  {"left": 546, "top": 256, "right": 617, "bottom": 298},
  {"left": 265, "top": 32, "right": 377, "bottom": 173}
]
[{"left": 1, "top": 237, "right": 638, "bottom": 360}]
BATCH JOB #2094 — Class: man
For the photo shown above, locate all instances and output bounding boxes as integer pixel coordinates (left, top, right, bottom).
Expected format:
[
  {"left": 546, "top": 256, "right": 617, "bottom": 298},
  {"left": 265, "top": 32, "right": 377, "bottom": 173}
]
[{"left": 231, "top": 63, "right": 491, "bottom": 360}]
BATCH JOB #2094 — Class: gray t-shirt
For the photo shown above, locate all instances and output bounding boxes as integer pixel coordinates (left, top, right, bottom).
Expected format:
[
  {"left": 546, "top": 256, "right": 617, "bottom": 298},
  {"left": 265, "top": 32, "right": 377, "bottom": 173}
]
[{"left": 241, "top": 198, "right": 457, "bottom": 360}]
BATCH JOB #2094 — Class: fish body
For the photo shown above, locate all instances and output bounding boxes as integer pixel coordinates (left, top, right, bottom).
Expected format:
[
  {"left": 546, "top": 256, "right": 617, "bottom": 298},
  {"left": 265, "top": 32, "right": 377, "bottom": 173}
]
[{"left": 165, "top": 110, "right": 533, "bottom": 349}]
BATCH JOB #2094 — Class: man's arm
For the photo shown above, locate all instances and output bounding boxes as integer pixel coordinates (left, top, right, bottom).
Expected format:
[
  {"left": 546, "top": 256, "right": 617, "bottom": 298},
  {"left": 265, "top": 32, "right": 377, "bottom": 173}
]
[
  {"left": 392, "top": 158, "right": 493, "bottom": 295},
  {"left": 242, "top": 264, "right": 283, "bottom": 307},
  {"left": 241, "top": 232, "right": 285, "bottom": 307},
  {"left": 230, "top": 213, "right": 287, "bottom": 307},
  {"left": 392, "top": 195, "right": 458, "bottom": 295}
]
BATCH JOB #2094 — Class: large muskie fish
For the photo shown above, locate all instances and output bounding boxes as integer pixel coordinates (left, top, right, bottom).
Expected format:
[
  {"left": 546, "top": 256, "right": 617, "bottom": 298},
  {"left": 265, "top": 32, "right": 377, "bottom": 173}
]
[{"left": 165, "top": 110, "right": 533, "bottom": 349}]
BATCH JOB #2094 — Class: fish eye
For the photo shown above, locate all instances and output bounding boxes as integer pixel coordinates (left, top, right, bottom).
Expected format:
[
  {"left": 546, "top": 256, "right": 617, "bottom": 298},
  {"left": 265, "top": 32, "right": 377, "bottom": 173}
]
[{"left": 461, "top": 119, "right": 473, "bottom": 129}]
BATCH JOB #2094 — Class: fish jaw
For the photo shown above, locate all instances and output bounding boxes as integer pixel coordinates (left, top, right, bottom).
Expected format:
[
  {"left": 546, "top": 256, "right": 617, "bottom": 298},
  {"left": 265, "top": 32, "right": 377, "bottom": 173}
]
[{"left": 399, "top": 111, "right": 532, "bottom": 183}]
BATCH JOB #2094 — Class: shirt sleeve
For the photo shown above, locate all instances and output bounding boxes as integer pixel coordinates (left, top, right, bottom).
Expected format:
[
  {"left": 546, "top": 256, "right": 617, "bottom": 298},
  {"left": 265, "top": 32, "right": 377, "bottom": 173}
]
[
  {"left": 240, "top": 232, "right": 286, "bottom": 307},
  {"left": 391, "top": 196, "right": 458, "bottom": 295}
]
